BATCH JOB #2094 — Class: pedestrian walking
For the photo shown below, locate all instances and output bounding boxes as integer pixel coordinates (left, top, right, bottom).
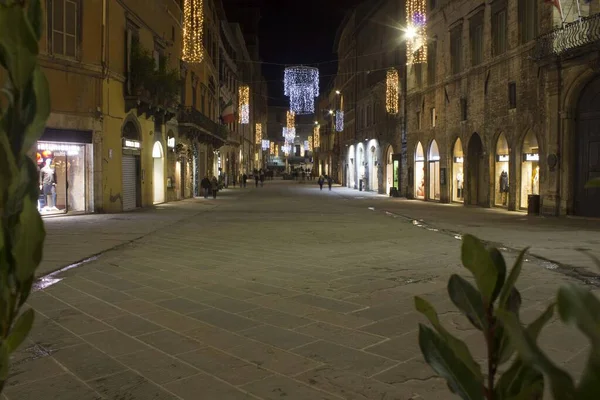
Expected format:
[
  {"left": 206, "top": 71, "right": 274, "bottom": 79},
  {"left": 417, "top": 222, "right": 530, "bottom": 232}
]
[
  {"left": 255, "top": 174, "right": 259, "bottom": 187},
  {"left": 328, "top": 175, "right": 333, "bottom": 191},
  {"left": 211, "top": 176, "right": 219, "bottom": 199},
  {"left": 201, "top": 175, "right": 211, "bottom": 198},
  {"left": 242, "top": 173, "right": 247, "bottom": 188},
  {"left": 318, "top": 175, "right": 324, "bottom": 191},
  {"left": 260, "top": 173, "right": 265, "bottom": 187}
]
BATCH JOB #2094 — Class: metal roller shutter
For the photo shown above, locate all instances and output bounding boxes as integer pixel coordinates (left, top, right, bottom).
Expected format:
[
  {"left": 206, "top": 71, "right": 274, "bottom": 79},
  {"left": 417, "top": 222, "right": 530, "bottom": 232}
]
[{"left": 122, "top": 155, "right": 137, "bottom": 211}]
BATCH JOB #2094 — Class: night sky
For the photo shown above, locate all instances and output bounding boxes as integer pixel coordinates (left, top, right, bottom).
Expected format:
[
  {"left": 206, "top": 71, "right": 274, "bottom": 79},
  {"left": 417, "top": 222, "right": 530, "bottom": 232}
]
[{"left": 245, "top": 0, "right": 365, "bottom": 106}]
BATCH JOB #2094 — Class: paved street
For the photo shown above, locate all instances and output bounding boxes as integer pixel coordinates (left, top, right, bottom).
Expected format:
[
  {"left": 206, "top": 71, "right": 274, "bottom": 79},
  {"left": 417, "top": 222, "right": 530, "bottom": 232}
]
[{"left": 5, "top": 181, "right": 599, "bottom": 400}]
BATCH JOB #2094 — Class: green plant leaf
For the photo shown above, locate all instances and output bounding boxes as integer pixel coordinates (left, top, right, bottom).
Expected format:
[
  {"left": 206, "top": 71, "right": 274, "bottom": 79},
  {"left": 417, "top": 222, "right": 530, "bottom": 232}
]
[
  {"left": 496, "top": 358, "right": 544, "bottom": 400},
  {"left": 497, "top": 309, "right": 575, "bottom": 399},
  {"left": 26, "top": 0, "right": 43, "bottom": 41},
  {"left": 6, "top": 308, "right": 35, "bottom": 353},
  {"left": 461, "top": 234, "right": 499, "bottom": 304},
  {"left": 21, "top": 67, "right": 50, "bottom": 156},
  {"left": 498, "top": 247, "right": 528, "bottom": 309},
  {"left": 0, "top": 4, "right": 39, "bottom": 89},
  {"left": 418, "top": 324, "right": 484, "bottom": 399},
  {"left": 11, "top": 196, "right": 45, "bottom": 282},
  {"left": 414, "top": 296, "right": 483, "bottom": 379},
  {"left": 556, "top": 284, "right": 600, "bottom": 349},
  {"left": 489, "top": 247, "right": 507, "bottom": 303},
  {"left": 447, "top": 274, "right": 485, "bottom": 330},
  {"left": 576, "top": 352, "right": 600, "bottom": 399}
]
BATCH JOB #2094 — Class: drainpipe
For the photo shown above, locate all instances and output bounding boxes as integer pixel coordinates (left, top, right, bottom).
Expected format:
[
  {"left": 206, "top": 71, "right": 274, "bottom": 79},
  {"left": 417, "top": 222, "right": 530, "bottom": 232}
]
[{"left": 555, "top": 59, "right": 562, "bottom": 217}]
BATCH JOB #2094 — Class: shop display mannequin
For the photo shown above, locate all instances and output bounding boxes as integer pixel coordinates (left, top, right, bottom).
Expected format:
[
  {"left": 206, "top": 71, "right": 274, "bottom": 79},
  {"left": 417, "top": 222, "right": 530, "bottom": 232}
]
[
  {"left": 456, "top": 170, "right": 464, "bottom": 199},
  {"left": 39, "top": 159, "right": 57, "bottom": 210},
  {"left": 499, "top": 170, "right": 509, "bottom": 206}
]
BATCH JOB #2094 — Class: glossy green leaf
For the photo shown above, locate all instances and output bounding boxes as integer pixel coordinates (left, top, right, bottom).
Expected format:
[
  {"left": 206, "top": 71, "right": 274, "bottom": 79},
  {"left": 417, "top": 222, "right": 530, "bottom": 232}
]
[
  {"left": 461, "top": 234, "right": 499, "bottom": 304},
  {"left": 489, "top": 247, "right": 507, "bottom": 303},
  {"left": 556, "top": 284, "right": 600, "bottom": 349},
  {"left": 414, "top": 296, "right": 482, "bottom": 379},
  {"left": 418, "top": 324, "right": 484, "bottom": 400},
  {"left": 496, "top": 358, "right": 544, "bottom": 400},
  {"left": 576, "top": 352, "right": 600, "bottom": 399},
  {"left": 26, "top": 0, "right": 43, "bottom": 41},
  {"left": 498, "top": 247, "right": 528, "bottom": 309},
  {"left": 6, "top": 308, "right": 34, "bottom": 353},
  {"left": 0, "top": 4, "right": 38, "bottom": 89},
  {"left": 497, "top": 309, "right": 575, "bottom": 399},
  {"left": 12, "top": 197, "right": 45, "bottom": 282},
  {"left": 22, "top": 67, "right": 50, "bottom": 156},
  {"left": 447, "top": 274, "right": 485, "bottom": 330}
]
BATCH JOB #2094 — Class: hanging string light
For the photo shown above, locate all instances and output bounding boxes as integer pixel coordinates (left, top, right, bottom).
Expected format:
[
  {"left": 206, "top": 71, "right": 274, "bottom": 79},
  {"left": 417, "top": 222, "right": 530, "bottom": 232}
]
[
  {"left": 282, "top": 127, "right": 296, "bottom": 142},
  {"left": 307, "top": 137, "right": 313, "bottom": 152},
  {"left": 239, "top": 86, "right": 250, "bottom": 124},
  {"left": 286, "top": 110, "right": 295, "bottom": 130},
  {"left": 313, "top": 124, "right": 320, "bottom": 148},
  {"left": 335, "top": 110, "right": 344, "bottom": 132},
  {"left": 274, "top": 144, "right": 278, "bottom": 156},
  {"left": 406, "top": 0, "right": 427, "bottom": 64},
  {"left": 255, "top": 123, "right": 262, "bottom": 144},
  {"left": 182, "top": 0, "right": 204, "bottom": 63},
  {"left": 261, "top": 140, "right": 270, "bottom": 150},
  {"left": 284, "top": 66, "right": 319, "bottom": 114},
  {"left": 270, "top": 141, "right": 275, "bottom": 155},
  {"left": 386, "top": 69, "right": 399, "bottom": 114},
  {"left": 282, "top": 142, "right": 291, "bottom": 156}
]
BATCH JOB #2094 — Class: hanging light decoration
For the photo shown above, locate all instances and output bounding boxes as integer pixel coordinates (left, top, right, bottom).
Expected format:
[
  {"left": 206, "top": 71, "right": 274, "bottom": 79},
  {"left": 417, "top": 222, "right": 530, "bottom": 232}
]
[
  {"left": 239, "top": 86, "right": 250, "bottom": 124},
  {"left": 406, "top": 0, "right": 427, "bottom": 65},
  {"left": 284, "top": 66, "right": 319, "bottom": 114},
  {"left": 386, "top": 69, "right": 399, "bottom": 114},
  {"left": 274, "top": 144, "right": 279, "bottom": 156},
  {"left": 270, "top": 141, "right": 275, "bottom": 155},
  {"left": 282, "top": 142, "right": 291, "bottom": 156},
  {"left": 182, "top": 0, "right": 204, "bottom": 63},
  {"left": 335, "top": 110, "right": 344, "bottom": 132},
  {"left": 261, "top": 140, "right": 270, "bottom": 150},
  {"left": 286, "top": 110, "right": 295, "bottom": 129},
  {"left": 313, "top": 124, "right": 320, "bottom": 148},
  {"left": 255, "top": 123, "right": 262, "bottom": 144},
  {"left": 282, "top": 127, "right": 295, "bottom": 143}
]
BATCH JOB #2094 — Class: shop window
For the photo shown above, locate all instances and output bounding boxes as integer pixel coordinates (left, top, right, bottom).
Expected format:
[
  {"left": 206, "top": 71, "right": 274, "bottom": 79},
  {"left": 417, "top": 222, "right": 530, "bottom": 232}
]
[
  {"left": 495, "top": 133, "right": 510, "bottom": 207},
  {"left": 520, "top": 131, "right": 540, "bottom": 209},
  {"left": 415, "top": 142, "right": 425, "bottom": 199},
  {"left": 428, "top": 140, "right": 441, "bottom": 200},
  {"left": 48, "top": 0, "right": 80, "bottom": 58},
  {"left": 509, "top": 82, "right": 517, "bottom": 109},
  {"left": 452, "top": 138, "right": 464, "bottom": 202}
]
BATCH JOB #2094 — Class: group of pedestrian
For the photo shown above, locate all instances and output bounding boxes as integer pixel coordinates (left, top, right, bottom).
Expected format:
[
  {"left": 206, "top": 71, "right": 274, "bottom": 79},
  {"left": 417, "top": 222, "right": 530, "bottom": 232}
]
[
  {"left": 200, "top": 175, "right": 220, "bottom": 199},
  {"left": 318, "top": 175, "right": 333, "bottom": 191}
]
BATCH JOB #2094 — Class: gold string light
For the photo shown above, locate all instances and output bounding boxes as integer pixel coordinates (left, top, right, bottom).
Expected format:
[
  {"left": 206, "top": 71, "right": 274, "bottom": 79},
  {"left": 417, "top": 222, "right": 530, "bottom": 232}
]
[
  {"left": 406, "top": 0, "right": 427, "bottom": 65},
  {"left": 182, "top": 0, "right": 204, "bottom": 63},
  {"left": 308, "top": 136, "right": 313, "bottom": 152},
  {"left": 239, "top": 86, "right": 250, "bottom": 124},
  {"left": 286, "top": 110, "right": 295, "bottom": 130},
  {"left": 270, "top": 141, "right": 274, "bottom": 154},
  {"left": 386, "top": 69, "right": 399, "bottom": 114},
  {"left": 313, "top": 124, "right": 320, "bottom": 148},
  {"left": 255, "top": 123, "right": 262, "bottom": 144}
]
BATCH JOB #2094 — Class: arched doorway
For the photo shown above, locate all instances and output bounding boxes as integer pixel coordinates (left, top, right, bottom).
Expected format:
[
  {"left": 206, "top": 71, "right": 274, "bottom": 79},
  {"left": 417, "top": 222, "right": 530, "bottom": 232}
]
[
  {"left": 347, "top": 145, "right": 355, "bottom": 188},
  {"left": 495, "top": 133, "right": 510, "bottom": 207},
  {"left": 414, "top": 142, "right": 425, "bottom": 199},
  {"left": 385, "top": 146, "right": 396, "bottom": 195},
  {"left": 467, "top": 133, "right": 485, "bottom": 206},
  {"left": 152, "top": 141, "right": 165, "bottom": 204},
  {"left": 357, "top": 144, "right": 365, "bottom": 190},
  {"left": 452, "top": 138, "right": 464, "bottom": 202},
  {"left": 575, "top": 77, "right": 600, "bottom": 217},
  {"left": 428, "top": 140, "right": 440, "bottom": 200},
  {"left": 520, "top": 131, "right": 539, "bottom": 210},
  {"left": 369, "top": 144, "right": 378, "bottom": 192},
  {"left": 121, "top": 119, "right": 142, "bottom": 211}
]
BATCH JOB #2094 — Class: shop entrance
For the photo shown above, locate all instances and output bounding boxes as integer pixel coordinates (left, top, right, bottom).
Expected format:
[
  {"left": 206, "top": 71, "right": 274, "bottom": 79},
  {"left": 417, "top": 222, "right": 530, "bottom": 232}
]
[
  {"left": 495, "top": 133, "right": 510, "bottom": 207},
  {"left": 153, "top": 141, "right": 165, "bottom": 204},
  {"left": 520, "top": 131, "right": 539, "bottom": 210},
  {"left": 575, "top": 77, "right": 600, "bottom": 217},
  {"left": 452, "top": 138, "right": 464, "bottom": 202},
  {"left": 467, "top": 133, "right": 485, "bottom": 206},
  {"left": 385, "top": 146, "right": 395, "bottom": 195},
  {"left": 428, "top": 140, "right": 440, "bottom": 200},
  {"left": 370, "top": 145, "right": 378, "bottom": 192},
  {"left": 414, "top": 142, "right": 425, "bottom": 199}
]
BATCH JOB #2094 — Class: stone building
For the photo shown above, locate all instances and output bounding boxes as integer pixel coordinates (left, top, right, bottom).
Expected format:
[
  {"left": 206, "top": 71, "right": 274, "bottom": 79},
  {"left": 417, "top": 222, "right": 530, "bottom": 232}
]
[{"left": 404, "top": 0, "right": 600, "bottom": 217}]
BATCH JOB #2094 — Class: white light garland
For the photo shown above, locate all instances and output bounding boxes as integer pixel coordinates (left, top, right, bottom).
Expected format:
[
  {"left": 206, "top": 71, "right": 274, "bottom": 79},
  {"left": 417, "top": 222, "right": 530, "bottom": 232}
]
[
  {"left": 282, "top": 142, "right": 291, "bottom": 156},
  {"left": 386, "top": 69, "right": 399, "bottom": 114},
  {"left": 282, "top": 127, "right": 296, "bottom": 142},
  {"left": 261, "top": 140, "right": 270, "bottom": 150},
  {"left": 182, "top": 0, "right": 204, "bottom": 63},
  {"left": 284, "top": 66, "right": 319, "bottom": 115},
  {"left": 239, "top": 86, "right": 249, "bottom": 124},
  {"left": 335, "top": 110, "right": 344, "bottom": 132},
  {"left": 406, "top": 0, "right": 427, "bottom": 65}
]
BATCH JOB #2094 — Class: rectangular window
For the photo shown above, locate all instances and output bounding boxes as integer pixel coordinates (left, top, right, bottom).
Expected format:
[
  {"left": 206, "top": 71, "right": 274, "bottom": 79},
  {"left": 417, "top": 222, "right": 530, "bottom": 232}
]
[
  {"left": 470, "top": 13, "right": 484, "bottom": 66},
  {"left": 49, "top": 0, "right": 79, "bottom": 58},
  {"left": 431, "top": 107, "right": 436, "bottom": 127},
  {"left": 519, "top": 0, "right": 538, "bottom": 43},
  {"left": 450, "top": 26, "right": 463, "bottom": 74},
  {"left": 415, "top": 64, "right": 423, "bottom": 88},
  {"left": 427, "top": 41, "right": 437, "bottom": 85},
  {"left": 492, "top": 9, "right": 508, "bottom": 56},
  {"left": 508, "top": 82, "right": 517, "bottom": 109},
  {"left": 460, "top": 98, "right": 468, "bottom": 121}
]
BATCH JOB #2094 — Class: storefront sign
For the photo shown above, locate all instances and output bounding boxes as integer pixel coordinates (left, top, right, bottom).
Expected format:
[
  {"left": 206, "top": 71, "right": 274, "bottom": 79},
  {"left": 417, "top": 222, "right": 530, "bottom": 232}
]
[
  {"left": 524, "top": 153, "right": 539, "bottom": 162},
  {"left": 454, "top": 156, "right": 464, "bottom": 163},
  {"left": 497, "top": 154, "right": 509, "bottom": 162},
  {"left": 167, "top": 137, "right": 175, "bottom": 148},
  {"left": 38, "top": 142, "right": 81, "bottom": 155},
  {"left": 123, "top": 139, "right": 140, "bottom": 149}
]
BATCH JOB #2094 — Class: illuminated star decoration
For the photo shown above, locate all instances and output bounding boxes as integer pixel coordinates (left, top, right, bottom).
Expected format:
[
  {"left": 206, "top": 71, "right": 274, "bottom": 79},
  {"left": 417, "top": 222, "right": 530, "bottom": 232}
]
[
  {"left": 284, "top": 66, "right": 319, "bottom": 115},
  {"left": 406, "top": 0, "right": 427, "bottom": 65},
  {"left": 239, "top": 86, "right": 249, "bottom": 124},
  {"left": 386, "top": 69, "right": 399, "bottom": 114},
  {"left": 335, "top": 110, "right": 344, "bottom": 132},
  {"left": 182, "top": 0, "right": 204, "bottom": 63}
]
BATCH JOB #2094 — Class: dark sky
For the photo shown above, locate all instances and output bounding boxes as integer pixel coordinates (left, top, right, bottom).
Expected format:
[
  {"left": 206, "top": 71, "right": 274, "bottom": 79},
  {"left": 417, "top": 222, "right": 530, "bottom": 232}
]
[{"left": 250, "top": 0, "right": 364, "bottom": 106}]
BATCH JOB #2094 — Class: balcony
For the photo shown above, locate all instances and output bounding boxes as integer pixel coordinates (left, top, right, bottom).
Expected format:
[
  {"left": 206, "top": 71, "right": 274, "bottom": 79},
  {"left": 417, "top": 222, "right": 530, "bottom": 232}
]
[
  {"left": 534, "top": 13, "right": 600, "bottom": 60},
  {"left": 178, "top": 107, "right": 228, "bottom": 146}
]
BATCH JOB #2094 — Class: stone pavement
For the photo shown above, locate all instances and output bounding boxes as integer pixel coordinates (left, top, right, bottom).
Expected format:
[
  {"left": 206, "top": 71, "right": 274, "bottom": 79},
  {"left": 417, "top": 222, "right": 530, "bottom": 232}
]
[{"left": 4, "top": 181, "right": 598, "bottom": 399}]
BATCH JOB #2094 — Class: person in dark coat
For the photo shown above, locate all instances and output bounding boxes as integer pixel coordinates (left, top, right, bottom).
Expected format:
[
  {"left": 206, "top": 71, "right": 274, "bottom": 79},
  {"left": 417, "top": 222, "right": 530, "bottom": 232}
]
[
  {"left": 318, "top": 175, "right": 324, "bottom": 190},
  {"left": 254, "top": 174, "right": 259, "bottom": 187},
  {"left": 327, "top": 175, "right": 333, "bottom": 191},
  {"left": 201, "top": 175, "right": 211, "bottom": 198},
  {"left": 211, "top": 176, "right": 219, "bottom": 198},
  {"left": 242, "top": 173, "right": 247, "bottom": 188}
]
